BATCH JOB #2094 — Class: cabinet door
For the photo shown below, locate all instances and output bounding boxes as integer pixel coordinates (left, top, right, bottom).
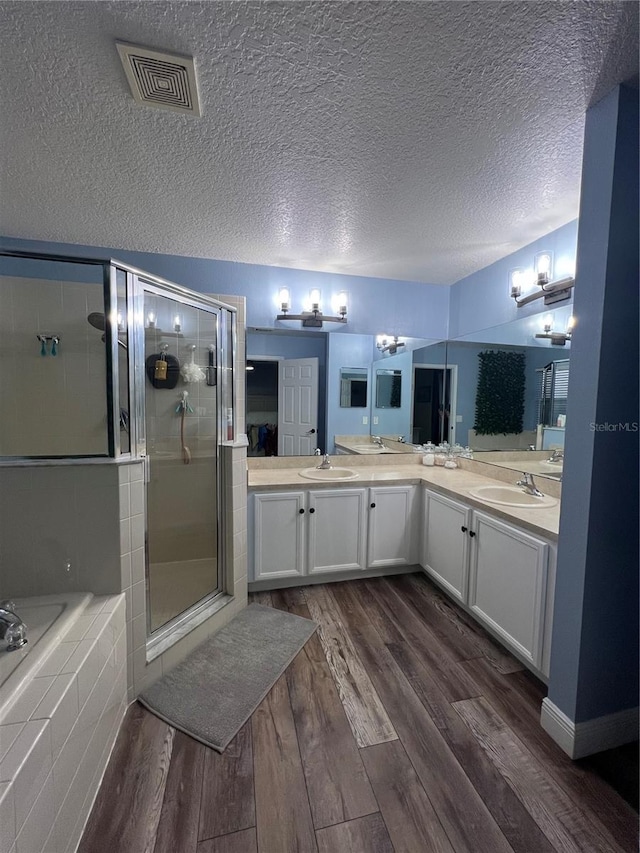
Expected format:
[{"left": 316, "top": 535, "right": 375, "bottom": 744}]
[
  {"left": 253, "top": 491, "right": 306, "bottom": 580},
  {"left": 308, "top": 488, "right": 367, "bottom": 574},
  {"left": 469, "top": 512, "right": 548, "bottom": 669},
  {"left": 421, "top": 490, "right": 471, "bottom": 602},
  {"left": 367, "top": 485, "right": 417, "bottom": 568}
]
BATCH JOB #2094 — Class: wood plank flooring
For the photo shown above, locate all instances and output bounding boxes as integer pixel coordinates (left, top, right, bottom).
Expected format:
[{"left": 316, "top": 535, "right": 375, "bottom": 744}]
[{"left": 79, "top": 573, "right": 639, "bottom": 853}]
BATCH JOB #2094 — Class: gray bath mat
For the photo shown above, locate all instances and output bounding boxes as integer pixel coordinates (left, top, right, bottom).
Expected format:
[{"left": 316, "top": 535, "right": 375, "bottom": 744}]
[{"left": 138, "top": 603, "right": 316, "bottom": 752}]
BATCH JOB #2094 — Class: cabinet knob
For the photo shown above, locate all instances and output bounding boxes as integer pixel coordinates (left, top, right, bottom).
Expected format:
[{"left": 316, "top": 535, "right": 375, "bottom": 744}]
[
  {"left": 370, "top": 502, "right": 376, "bottom": 508},
  {"left": 461, "top": 525, "right": 468, "bottom": 533},
  {"left": 309, "top": 507, "right": 315, "bottom": 514},
  {"left": 469, "top": 530, "right": 476, "bottom": 538},
  {"left": 299, "top": 508, "right": 305, "bottom": 514}
]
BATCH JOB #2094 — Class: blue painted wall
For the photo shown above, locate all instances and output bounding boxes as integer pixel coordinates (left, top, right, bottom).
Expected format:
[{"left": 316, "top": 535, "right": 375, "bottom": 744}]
[
  {"left": 0, "top": 236, "right": 450, "bottom": 341},
  {"left": 326, "top": 333, "right": 375, "bottom": 449},
  {"left": 448, "top": 220, "right": 579, "bottom": 340},
  {"left": 371, "top": 349, "right": 413, "bottom": 439},
  {"left": 549, "top": 83, "right": 639, "bottom": 723}
]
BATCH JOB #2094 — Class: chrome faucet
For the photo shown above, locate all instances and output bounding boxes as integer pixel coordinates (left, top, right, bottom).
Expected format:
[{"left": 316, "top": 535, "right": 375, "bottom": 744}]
[
  {"left": 0, "top": 601, "right": 28, "bottom": 651},
  {"left": 317, "top": 453, "right": 332, "bottom": 470},
  {"left": 547, "top": 449, "right": 564, "bottom": 462},
  {"left": 516, "top": 472, "right": 544, "bottom": 497},
  {"left": 372, "top": 435, "right": 384, "bottom": 447}
]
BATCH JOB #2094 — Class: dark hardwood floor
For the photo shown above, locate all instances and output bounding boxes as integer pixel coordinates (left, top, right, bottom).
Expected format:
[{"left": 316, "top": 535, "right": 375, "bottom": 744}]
[{"left": 79, "top": 573, "right": 639, "bottom": 853}]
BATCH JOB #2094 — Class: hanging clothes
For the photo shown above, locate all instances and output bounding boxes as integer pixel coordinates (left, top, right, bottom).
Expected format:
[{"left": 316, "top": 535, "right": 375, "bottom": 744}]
[{"left": 264, "top": 424, "right": 278, "bottom": 456}]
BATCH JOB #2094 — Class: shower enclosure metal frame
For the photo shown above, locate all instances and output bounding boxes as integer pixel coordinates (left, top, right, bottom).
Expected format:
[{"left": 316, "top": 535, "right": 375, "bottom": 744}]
[{"left": 0, "top": 249, "right": 237, "bottom": 654}]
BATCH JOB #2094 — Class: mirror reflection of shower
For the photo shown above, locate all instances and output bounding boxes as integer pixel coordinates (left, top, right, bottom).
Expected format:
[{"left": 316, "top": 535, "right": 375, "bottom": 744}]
[{"left": 87, "top": 312, "right": 128, "bottom": 349}]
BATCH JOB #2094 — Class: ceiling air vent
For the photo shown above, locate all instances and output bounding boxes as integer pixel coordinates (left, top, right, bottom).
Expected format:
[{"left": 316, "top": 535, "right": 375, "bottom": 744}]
[{"left": 116, "top": 41, "right": 201, "bottom": 117}]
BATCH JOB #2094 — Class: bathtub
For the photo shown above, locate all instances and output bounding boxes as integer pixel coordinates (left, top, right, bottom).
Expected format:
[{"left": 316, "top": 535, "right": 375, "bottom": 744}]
[
  {"left": 0, "top": 590, "right": 127, "bottom": 853},
  {"left": 0, "top": 592, "right": 92, "bottom": 719}
]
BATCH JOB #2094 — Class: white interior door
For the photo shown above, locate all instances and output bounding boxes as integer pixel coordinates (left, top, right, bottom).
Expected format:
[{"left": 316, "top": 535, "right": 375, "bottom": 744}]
[{"left": 278, "top": 357, "right": 319, "bottom": 455}]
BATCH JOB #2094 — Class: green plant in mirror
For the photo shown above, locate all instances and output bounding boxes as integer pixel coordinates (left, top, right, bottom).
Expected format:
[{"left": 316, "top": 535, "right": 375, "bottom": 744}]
[{"left": 474, "top": 350, "right": 525, "bottom": 435}]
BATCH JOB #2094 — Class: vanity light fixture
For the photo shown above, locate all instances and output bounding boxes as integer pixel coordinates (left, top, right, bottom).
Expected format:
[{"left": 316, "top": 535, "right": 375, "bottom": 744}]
[
  {"left": 146, "top": 311, "right": 156, "bottom": 329},
  {"left": 511, "top": 257, "right": 575, "bottom": 308},
  {"left": 173, "top": 314, "right": 182, "bottom": 332},
  {"left": 377, "top": 335, "right": 405, "bottom": 355},
  {"left": 275, "top": 286, "right": 348, "bottom": 327},
  {"left": 535, "top": 315, "right": 575, "bottom": 346}
]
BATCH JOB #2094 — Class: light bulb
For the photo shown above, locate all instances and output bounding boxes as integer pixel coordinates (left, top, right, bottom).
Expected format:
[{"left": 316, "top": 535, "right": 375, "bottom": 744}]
[
  {"left": 174, "top": 314, "right": 181, "bottom": 332},
  {"left": 535, "top": 252, "right": 552, "bottom": 276},
  {"left": 116, "top": 311, "right": 124, "bottom": 331},
  {"left": 147, "top": 311, "right": 156, "bottom": 328},
  {"left": 510, "top": 269, "right": 523, "bottom": 297},
  {"left": 278, "top": 287, "right": 290, "bottom": 312},
  {"left": 337, "top": 291, "right": 348, "bottom": 316},
  {"left": 309, "top": 288, "right": 321, "bottom": 312}
]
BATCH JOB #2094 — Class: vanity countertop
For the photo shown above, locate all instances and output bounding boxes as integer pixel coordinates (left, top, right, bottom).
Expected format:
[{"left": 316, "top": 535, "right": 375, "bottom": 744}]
[{"left": 247, "top": 461, "right": 560, "bottom": 540}]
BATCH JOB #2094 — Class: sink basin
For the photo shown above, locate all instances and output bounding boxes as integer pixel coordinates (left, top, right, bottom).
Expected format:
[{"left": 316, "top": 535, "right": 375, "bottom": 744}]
[
  {"left": 539, "top": 461, "right": 563, "bottom": 472},
  {"left": 468, "top": 485, "right": 557, "bottom": 508},
  {"left": 350, "top": 444, "right": 386, "bottom": 454},
  {"left": 299, "top": 467, "right": 359, "bottom": 481}
]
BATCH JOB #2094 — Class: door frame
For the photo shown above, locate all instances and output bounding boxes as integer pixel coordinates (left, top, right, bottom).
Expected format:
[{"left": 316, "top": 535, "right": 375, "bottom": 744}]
[
  {"left": 129, "top": 272, "right": 236, "bottom": 652},
  {"left": 412, "top": 363, "right": 458, "bottom": 445}
]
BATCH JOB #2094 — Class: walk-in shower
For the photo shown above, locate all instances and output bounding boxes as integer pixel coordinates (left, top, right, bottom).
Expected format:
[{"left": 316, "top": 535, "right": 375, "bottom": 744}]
[{"left": 0, "top": 250, "right": 236, "bottom": 652}]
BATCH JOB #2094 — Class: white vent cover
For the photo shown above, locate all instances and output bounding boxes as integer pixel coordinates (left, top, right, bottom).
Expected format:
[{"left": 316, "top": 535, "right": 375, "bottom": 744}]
[{"left": 116, "top": 41, "right": 201, "bottom": 116}]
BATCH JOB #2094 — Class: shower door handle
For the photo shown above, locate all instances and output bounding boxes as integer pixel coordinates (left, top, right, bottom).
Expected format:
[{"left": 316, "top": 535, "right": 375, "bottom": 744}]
[{"left": 143, "top": 455, "right": 151, "bottom": 484}]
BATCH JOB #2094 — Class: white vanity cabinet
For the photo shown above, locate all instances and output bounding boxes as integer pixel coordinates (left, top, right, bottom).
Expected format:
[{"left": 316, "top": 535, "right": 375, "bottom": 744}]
[
  {"left": 307, "top": 488, "right": 368, "bottom": 575},
  {"left": 250, "top": 484, "right": 418, "bottom": 582},
  {"left": 252, "top": 488, "right": 368, "bottom": 581},
  {"left": 420, "top": 490, "right": 471, "bottom": 603},
  {"left": 421, "top": 488, "right": 553, "bottom": 673},
  {"left": 252, "top": 490, "right": 308, "bottom": 581},
  {"left": 367, "top": 485, "right": 418, "bottom": 568},
  {"left": 469, "top": 511, "right": 549, "bottom": 671}
]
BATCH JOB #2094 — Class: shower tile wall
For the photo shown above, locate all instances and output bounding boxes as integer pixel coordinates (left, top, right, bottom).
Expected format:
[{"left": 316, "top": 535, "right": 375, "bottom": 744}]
[
  {"left": 0, "top": 465, "right": 121, "bottom": 598},
  {"left": 0, "top": 276, "right": 108, "bottom": 456}
]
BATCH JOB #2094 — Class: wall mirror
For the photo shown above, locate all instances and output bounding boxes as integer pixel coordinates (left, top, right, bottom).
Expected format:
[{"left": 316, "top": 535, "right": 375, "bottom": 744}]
[
  {"left": 445, "top": 303, "right": 572, "bottom": 480},
  {"left": 340, "top": 367, "right": 368, "bottom": 407},
  {"left": 375, "top": 369, "right": 402, "bottom": 408}
]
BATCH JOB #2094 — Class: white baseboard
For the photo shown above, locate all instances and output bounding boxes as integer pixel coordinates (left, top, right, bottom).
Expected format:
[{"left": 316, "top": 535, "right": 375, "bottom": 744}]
[{"left": 540, "top": 698, "right": 639, "bottom": 759}]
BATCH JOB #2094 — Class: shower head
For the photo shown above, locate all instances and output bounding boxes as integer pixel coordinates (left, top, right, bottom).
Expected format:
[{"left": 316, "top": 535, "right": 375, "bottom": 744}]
[
  {"left": 87, "top": 312, "right": 106, "bottom": 331},
  {"left": 87, "top": 312, "right": 128, "bottom": 350}
]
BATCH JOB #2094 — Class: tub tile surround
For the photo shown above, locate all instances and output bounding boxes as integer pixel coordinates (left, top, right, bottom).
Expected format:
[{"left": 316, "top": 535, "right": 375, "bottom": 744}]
[{"left": 0, "top": 594, "right": 126, "bottom": 853}]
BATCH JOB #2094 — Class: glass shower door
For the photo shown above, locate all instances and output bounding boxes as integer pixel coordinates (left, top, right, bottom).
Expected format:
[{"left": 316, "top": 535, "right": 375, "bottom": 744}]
[{"left": 142, "top": 286, "right": 220, "bottom": 633}]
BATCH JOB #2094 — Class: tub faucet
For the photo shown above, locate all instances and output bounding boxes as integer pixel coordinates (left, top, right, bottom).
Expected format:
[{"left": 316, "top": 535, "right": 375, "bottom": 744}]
[
  {"left": 516, "top": 472, "right": 544, "bottom": 497},
  {"left": 0, "top": 600, "right": 28, "bottom": 652}
]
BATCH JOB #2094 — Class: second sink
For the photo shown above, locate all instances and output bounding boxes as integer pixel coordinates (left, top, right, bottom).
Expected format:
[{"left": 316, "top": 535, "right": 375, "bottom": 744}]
[
  {"left": 468, "top": 485, "right": 557, "bottom": 508},
  {"left": 299, "top": 467, "right": 360, "bottom": 481}
]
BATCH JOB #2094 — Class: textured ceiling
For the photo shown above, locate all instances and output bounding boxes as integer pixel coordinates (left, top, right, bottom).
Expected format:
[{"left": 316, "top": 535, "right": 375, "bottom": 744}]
[{"left": 0, "top": 1, "right": 637, "bottom": 284}]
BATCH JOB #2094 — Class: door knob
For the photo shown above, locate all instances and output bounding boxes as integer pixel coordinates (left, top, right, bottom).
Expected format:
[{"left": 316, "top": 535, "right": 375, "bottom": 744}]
[
  {"left": 306, "top": 428, "right": 317, "bottom": 435},
  {"left": 370, "top": 502, "right": 376, "bottom": 508}
]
